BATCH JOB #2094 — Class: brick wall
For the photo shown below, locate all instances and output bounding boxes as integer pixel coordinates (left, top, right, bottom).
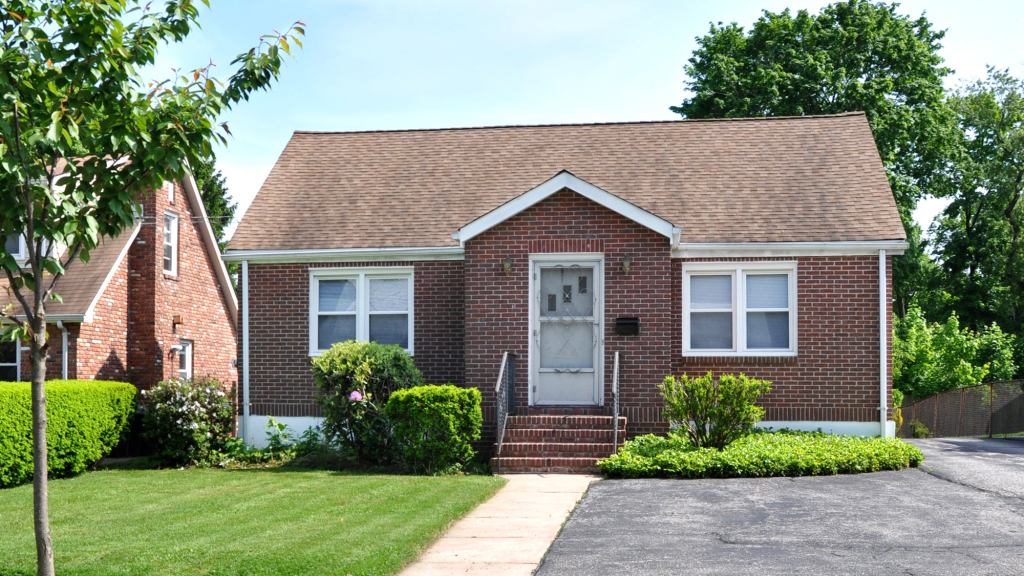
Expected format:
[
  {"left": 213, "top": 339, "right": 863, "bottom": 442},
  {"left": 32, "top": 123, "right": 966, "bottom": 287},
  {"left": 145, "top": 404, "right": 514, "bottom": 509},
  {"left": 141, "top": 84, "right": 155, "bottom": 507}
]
[
  {"left": 126, "top": 180, "right": 237, "bottom": 389},
  {"left": 464, "top": 189, "right": 674, "bottom": 442},
  {"left": 244, "top": 260, "right": 464, "bottom": 417},
  {"left": 76, "top": 256, "right": 130, "bottom": 381}
]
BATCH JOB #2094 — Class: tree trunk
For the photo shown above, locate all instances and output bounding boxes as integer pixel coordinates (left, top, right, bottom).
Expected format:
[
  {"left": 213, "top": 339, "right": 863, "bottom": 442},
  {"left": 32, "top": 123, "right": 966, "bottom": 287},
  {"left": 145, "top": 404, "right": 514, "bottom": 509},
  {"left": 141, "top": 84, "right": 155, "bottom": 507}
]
[{"left": 30, "top": 315, "right": 54, "bottom": 576}]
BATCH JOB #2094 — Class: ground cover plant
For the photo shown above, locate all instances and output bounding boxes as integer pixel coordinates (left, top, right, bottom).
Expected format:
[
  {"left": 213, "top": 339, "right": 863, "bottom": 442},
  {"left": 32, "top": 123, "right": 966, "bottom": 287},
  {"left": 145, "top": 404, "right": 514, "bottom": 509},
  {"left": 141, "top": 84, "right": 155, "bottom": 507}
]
[
  {"left": 0, "top": 381, "right": 136, "bottom": 488},
  {"left": 598, "top": 429, "right": 924, "bottom": 478},
  {"left": 0, "top": 467, "right": 505, "bottom": 576}
]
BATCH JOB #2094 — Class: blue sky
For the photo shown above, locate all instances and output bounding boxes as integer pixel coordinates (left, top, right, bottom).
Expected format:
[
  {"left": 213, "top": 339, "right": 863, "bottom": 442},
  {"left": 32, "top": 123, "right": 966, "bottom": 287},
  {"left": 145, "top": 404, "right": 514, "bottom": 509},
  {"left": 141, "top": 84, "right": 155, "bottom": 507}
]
[{"left": 149, "top": 1, "right": 1024, "bottom": 239}]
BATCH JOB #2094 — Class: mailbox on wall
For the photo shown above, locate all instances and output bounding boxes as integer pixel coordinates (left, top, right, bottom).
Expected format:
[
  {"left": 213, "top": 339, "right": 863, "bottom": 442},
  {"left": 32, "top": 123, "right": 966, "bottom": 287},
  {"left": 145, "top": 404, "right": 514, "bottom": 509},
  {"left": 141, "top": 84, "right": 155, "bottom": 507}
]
[{"left": 614, "top": 317, "right": 640, "bottom": 336}]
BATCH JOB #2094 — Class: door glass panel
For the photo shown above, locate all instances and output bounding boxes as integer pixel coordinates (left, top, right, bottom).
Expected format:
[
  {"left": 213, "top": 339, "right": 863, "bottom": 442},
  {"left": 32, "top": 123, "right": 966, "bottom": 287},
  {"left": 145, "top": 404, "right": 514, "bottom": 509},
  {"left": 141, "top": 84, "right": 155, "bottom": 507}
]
[
  {"left": 0, "top": 340, "right": 15, "bottom": 363},
  {"left": 0, "top": 366, "right": 16, "bottom": 381},
  {"left": 690, "top": 312, "right": 733, "bottom": 349},
  {"left": 540, "top": 322, "right": 593, "bottom": 369},
  {"left": 746, "top": 274, "right": 788, "bottom": 309},
  {"left": 690, "top": 275, "right": 731, "bottom": 309},
  {"left": 540, "top": 267, "right": 593, "bottom": 317},
  {"left": 747, "top": 311, "right": 790, "bottom": 349},
  {"left": 369, "top": 278, "right": 409, "bottom": 312},
  {"left": 319, "top": 279, "right": 357, "bottom": 312},
  {"left": 369, "top": 314, "right": 409, "bottom": 348},
  {"left": 318, "top": 315, "right": 356, "bottom": 350}
]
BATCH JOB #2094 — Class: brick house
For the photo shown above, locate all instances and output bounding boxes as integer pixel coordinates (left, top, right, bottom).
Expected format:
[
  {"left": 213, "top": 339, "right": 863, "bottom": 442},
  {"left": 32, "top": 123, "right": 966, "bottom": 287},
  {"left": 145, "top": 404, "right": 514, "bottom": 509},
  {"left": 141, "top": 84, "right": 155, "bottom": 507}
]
[
  {"left": 1, "top": 173, "right": 238, "bottom": 392},
  {"left": 225, "top": 112, "right": 906, "bottom": 471}
]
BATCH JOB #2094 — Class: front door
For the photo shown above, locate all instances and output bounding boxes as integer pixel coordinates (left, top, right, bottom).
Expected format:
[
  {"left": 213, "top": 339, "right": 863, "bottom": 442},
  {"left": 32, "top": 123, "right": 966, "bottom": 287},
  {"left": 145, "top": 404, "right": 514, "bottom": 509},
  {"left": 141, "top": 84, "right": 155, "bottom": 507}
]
[{"left": 531, "top": 257, "right": 603, "bottom": 405}]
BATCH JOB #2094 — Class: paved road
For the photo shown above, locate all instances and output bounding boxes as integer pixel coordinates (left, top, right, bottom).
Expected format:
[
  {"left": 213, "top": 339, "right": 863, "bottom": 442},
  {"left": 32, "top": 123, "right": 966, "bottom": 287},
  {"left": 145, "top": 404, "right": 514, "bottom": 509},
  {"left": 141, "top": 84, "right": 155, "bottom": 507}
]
[
  {"left": 537, "top": 439, "right": 1024, "bottom": 575},
  {"left": 911, "top": 437, "right": 1024, "bottom": 498}
]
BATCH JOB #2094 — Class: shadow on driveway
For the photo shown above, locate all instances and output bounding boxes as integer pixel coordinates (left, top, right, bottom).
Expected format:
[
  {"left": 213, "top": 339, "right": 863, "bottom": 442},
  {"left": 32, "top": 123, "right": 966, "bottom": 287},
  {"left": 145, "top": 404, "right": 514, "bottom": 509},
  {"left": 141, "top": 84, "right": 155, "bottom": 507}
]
[{"left": 538, "top": 445, "right": 1024, "bottom": 576}]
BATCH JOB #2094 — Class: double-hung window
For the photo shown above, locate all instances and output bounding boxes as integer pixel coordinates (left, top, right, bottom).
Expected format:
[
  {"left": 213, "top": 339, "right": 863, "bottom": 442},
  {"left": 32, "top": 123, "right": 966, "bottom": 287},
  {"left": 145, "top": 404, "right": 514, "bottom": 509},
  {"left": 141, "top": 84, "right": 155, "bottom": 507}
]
[
  {"left": 163, "top": 212, "right": 178, "bottom": 275},
  {"left": 310, "top": 268, "right": 414, "bottom": 355},
  {"left": 176, "top": 340, "right": 193, "bottom": 380},
  {"left": 4, "top": 233, "right": 25, "bottom": 261},
  {"left": 683, "top": 262, "right": 797, "bottom": 356},
  {"left": 0, "top": 340, "right": 19, "bottom": 381}
]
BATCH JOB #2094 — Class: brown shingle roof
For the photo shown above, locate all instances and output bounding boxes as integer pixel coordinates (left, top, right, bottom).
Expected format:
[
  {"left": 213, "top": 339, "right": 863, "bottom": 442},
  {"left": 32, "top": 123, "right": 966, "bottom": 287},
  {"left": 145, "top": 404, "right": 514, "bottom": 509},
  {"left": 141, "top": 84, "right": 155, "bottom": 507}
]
[
  {"left": 229, "top": 112, "right": 904, "bottom": 251},
  {"left": 1, "top": 227, "right": 137, "bottom": 320}
]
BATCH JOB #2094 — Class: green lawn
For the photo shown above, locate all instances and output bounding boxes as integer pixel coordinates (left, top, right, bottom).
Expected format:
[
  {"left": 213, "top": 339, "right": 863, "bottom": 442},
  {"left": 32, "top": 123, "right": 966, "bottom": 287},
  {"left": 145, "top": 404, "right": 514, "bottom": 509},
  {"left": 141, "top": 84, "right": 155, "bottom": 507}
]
[{"left": 0, "top": 468, "right": 505, "bottom": 576}]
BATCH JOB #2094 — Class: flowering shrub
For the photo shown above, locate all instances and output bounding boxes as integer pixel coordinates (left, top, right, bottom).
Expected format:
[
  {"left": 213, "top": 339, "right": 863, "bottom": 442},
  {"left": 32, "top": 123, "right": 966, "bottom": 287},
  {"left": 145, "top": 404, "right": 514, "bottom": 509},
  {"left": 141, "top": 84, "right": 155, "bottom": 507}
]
[
  {"left": 311, "top": 341, "right": 423, "bottom": 464},
  {"left": 139, "top": 377, "right": 235, "bottom": 466}
]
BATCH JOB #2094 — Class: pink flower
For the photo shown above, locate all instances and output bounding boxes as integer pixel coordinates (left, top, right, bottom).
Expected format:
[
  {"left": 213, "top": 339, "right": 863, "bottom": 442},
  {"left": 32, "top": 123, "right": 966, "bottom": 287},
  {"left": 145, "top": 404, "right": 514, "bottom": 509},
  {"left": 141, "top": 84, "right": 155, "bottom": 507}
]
[{"left": 348, "top": 390, "right": 364, "bottom": 402}]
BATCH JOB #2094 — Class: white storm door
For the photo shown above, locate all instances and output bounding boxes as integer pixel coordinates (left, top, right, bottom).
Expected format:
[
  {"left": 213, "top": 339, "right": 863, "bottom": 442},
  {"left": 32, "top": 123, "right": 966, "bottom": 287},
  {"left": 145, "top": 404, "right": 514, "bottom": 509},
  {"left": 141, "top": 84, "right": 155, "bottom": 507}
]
[{"left": 531, "top": 259, "right": 602, "bottom": 405}]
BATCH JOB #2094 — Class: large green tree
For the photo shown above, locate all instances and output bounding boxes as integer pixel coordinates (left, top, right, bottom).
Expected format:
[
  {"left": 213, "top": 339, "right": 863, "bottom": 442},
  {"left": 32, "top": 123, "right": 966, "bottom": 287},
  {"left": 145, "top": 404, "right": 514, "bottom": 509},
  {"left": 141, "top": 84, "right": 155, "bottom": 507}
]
[
  {"left": 929, "top": 69, "right": 1024, "bottom": 349},
  {"left": 0, "top": 2, "right": 301, "bottom": 574},
  {"left": 191, "top": 153, "right": 235, "bottom": 244},
  {"left": 670, "top": 0, "right": 955, "bottom": 313}
]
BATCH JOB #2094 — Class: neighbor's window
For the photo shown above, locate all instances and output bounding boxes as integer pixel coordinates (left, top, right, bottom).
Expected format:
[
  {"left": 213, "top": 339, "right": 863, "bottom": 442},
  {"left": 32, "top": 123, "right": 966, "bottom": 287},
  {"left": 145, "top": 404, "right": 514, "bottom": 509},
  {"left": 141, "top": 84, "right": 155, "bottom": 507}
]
[
  {"left": 310, "top": 268, "right": 414, "bottom": 355},
  {"left": 176, "top": 340, "right": 193, "bottom": 380},
  {"left": 4, "top": 233, "right": 25, "bottom": 260},
  {"left": 0, "top": 340, "right": 19, "bottom": 381},
  {"left": 683, "top": 263, "right": 796, "bottom": 356},
  {"left": 163, "top": 212, "right": 178, "bottom": 275}
]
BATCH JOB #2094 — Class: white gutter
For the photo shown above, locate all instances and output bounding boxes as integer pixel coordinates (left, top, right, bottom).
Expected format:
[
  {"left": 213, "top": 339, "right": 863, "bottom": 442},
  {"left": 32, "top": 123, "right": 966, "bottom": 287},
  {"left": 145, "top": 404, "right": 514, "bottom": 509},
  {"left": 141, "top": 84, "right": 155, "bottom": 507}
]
[
  {"left": 674, "top": 240, "right": 909, "bottom": 258},
  {"left": 879, "top": 249, "right": 889, "bottom": 437},
  {"left": 241, "top": 260, "right": 251, "bottom": 445},
  {"left": 222, "top": 245, "right": 464, "bottom": 264}
]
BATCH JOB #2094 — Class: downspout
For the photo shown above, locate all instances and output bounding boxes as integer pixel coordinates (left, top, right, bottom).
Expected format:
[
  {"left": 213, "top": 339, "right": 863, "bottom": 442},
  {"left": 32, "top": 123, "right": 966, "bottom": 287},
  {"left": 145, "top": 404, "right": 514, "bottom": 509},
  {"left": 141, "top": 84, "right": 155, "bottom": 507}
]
[
  {"left": 57, "top": 320, "right": 68, "bottom": 380},
  {"left": 241, "top": 260, "right": 251, "bottom": 445},
  {"left": 878, "top": 250, "right": 889, "bottom": 438}
]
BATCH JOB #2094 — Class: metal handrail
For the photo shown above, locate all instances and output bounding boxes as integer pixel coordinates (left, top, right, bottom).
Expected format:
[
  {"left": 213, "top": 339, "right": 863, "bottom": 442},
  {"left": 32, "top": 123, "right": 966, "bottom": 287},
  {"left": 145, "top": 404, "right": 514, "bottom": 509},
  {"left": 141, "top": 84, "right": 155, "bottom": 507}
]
[
  {"left": 494, "top": 352, "right": 516, "bottom": 463},
  {"left": 612, "top": 351, "right": 620, "bottom": 452}
]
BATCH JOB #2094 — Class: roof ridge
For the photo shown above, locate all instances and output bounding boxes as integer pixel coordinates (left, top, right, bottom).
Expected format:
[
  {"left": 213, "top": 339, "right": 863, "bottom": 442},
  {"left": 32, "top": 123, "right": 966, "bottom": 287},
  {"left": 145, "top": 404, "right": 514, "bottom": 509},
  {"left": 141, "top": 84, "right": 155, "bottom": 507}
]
[{"left": 292, "top": 112, "right": 866, "bottom": 136}]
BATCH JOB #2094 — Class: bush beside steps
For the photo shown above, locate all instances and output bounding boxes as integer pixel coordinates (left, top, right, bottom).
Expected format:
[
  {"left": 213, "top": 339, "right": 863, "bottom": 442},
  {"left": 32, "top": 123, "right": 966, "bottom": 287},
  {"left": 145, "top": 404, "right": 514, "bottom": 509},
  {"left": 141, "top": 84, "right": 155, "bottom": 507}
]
[
  {"left": 0, "top": 380, "right": 137, "bottom": 488},
  {"left": 598, "top": 429, "right": 924, "bottom": 479}
]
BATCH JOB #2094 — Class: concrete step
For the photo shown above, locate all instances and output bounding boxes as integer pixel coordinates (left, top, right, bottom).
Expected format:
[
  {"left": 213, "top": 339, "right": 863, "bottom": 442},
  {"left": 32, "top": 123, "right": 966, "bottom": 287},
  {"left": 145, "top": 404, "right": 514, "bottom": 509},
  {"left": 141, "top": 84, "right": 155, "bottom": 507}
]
[
  {"left": 506, "top": 415, "right": 626, "bottom": 430},
  {"left": 503, "top": 427, "right": 627, "bottom": 443},
  {"left": 499, "top": 442, "right": 617, "bottom": 458},
  {"left": 490, "top": 456, "right": 602, "bottom": 474}
]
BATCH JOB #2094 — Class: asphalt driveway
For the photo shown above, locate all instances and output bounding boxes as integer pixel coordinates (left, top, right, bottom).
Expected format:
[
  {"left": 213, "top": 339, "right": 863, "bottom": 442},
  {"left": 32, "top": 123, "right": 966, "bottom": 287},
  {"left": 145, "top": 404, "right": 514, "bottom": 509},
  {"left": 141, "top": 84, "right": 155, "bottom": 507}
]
[{"left": 537, "top": 438, "right": 1024, "bottom": 576}]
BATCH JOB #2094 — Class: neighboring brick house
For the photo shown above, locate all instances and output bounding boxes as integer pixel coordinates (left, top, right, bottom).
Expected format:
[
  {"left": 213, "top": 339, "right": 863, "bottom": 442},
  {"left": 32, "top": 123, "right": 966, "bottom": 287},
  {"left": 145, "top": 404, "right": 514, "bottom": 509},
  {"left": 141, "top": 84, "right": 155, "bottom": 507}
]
[
  {"left": 225, "top": 112, "right": 906, "bottom": 471},
  {"left": 1, "top": 173, "right": 238, "bottom": 393}
]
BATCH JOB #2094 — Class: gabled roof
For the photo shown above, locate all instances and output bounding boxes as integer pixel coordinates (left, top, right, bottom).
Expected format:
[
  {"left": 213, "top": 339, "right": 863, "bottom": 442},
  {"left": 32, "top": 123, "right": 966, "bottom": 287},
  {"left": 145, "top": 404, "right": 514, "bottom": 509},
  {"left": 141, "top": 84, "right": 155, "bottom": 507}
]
[
  {"left": 228, "top": 112, "right": 906, "bottom": 252},
  {"left": 453, "top": 171, "right": 680, "bottom": 245},
  {"left": 0, "top": 226, "right": 138, "bottom": 322}
]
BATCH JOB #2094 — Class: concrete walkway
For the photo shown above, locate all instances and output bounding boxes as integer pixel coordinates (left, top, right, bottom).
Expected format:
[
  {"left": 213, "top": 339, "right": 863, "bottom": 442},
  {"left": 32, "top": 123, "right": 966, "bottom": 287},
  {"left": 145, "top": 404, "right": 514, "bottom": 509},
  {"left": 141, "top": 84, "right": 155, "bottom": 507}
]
[{"left": 400, "top": 474, "right": 596, "bottom": 576}]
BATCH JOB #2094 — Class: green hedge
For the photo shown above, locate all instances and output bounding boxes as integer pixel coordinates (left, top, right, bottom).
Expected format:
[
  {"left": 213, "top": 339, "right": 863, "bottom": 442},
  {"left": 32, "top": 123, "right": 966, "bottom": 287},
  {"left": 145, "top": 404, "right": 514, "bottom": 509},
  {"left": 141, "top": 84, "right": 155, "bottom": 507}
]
[
  {"left": 0, "top": 380, "right": 137, "bottom": 488},
  {"left": 385, "top": 385, "right": 482, "bottom": 474},
  {"left": 598, "top": 430, "right": 924, "bottom": 479}
]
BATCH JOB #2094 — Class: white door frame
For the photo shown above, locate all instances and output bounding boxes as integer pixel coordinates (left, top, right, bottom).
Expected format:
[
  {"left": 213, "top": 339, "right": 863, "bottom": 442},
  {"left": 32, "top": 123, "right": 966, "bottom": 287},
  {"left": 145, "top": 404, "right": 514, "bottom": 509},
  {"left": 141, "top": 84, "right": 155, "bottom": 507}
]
[{"left": 528, "top": 253, "right": 604, "bottom": 406}]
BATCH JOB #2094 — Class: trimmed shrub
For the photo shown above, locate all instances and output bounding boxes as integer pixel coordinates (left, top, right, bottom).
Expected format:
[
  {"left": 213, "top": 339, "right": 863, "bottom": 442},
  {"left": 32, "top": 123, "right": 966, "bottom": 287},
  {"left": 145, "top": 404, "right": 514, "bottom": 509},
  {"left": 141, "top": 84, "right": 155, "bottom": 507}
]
[
  {"left": 139, "top": 377, "right": 234, "bottom": 466},
  {"left": 311, "top": 341, "right": 423, "bottom": 464},
  {"left": 659, "top": 372, "right": 772, "bottom": 448},
  {"left": 598, "top": 430, "right": 924, "bottom": 479},
  {"left": 385, "top": 385, "right": 482, "bottom": 474},
  {"left": 0, "top": 380, "right": 136, "bottom": 488}
]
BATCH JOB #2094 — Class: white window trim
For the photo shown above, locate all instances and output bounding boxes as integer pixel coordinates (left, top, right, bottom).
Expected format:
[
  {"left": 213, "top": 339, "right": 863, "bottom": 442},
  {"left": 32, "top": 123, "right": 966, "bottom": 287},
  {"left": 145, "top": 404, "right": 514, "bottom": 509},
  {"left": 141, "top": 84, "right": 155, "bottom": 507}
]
[
  {"left": 163, "top": 211, "right": 179, "bottom": 276},
  {"left": 682, "top": 261, "right": 798, "bottom": 357},
  {"left": 308, "top": 267, "right": 415, "bottom": 356}
]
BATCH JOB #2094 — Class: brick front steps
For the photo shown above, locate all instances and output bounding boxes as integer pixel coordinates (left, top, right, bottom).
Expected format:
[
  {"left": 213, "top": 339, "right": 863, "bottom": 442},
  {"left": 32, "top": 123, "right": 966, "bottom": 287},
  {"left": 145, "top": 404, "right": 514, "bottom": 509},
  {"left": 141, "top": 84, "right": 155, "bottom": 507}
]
[{"left": 492, "top": 415, "right": 627, "bottom": 474}]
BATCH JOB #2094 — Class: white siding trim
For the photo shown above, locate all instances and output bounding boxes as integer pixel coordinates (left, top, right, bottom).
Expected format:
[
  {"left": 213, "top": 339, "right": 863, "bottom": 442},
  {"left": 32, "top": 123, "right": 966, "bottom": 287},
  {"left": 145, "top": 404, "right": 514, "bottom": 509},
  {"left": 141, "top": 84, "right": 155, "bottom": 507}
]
[
  {"left": 243, "top": 415, "right": 323, "bottom": 448},
  {"left": 241, "top": 260, "right": 251, "bottom": 444},
  {"left": 223, "top": 246, "right": 463, "bottom": 264},
  {"left": 454, "top": 171, "right": 680, "bottom": 245},
  {"left": 758, "top": 420, "right": 895, "bottom": 437},
  {"left": 674, "top": 240, "right": 908, "bottom": 258},
  {"left": 879, "top": 249, "right": 891, "bottom": 438}
]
